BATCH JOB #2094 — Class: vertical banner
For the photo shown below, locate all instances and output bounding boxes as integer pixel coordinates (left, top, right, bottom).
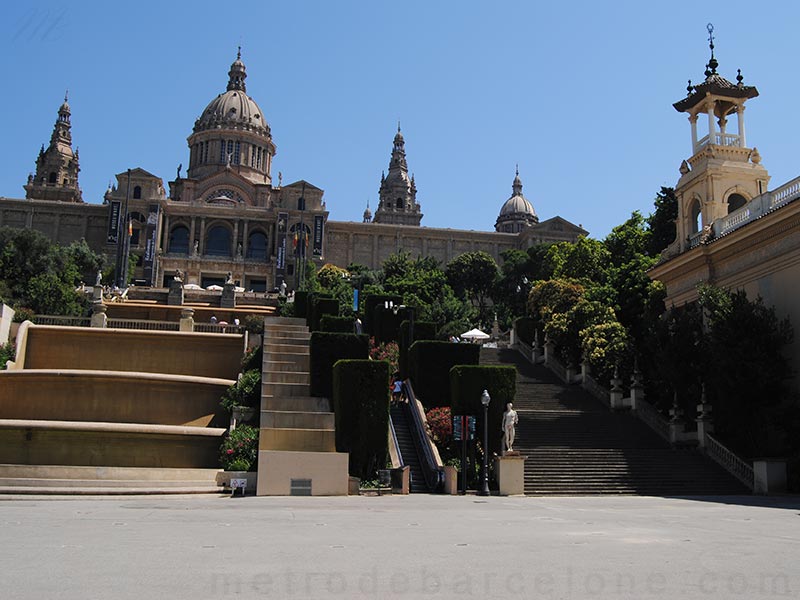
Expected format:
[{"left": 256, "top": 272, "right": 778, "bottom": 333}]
[
  {"left": 142, "top": 203, "right": 160, "bottom": 286},
  {"left": 275, "top": 211, "right": 288, "bottom": 288},
  {"left": 106, "top": 200, "right": 121, "bottom": 243},
  {"left": 313, "top": 215, "right": 324, "bottom": 257}
]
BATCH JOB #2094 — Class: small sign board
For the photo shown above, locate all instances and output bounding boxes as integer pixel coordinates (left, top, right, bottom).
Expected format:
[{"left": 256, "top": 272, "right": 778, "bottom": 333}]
[
  {"left": 452, "top": 415, "right": 476, "bottom": 441},
  {"left": 230, "top": 478, "right": 247, "bottom": 496}
]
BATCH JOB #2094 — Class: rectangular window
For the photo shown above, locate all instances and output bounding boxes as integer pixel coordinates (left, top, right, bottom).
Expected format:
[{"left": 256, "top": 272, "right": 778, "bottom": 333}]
[
  {"left": 219, "top": 140, "right": 226, "bottom": 163},
  {"left": 234, "top": 141, "right": 241, "bottom": 165}
]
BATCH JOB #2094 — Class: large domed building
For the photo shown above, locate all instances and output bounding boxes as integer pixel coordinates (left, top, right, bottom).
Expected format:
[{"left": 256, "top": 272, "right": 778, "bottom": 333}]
[{"left": 0, "top": 51, "right": 586, "bottom": 290}]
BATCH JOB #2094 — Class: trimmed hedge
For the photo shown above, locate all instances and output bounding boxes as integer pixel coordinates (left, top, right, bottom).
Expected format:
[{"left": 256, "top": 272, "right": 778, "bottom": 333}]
[
  {"left": 372, "top": 305, "right": 407, "bottom": 345},
  {"left": 310, "top": 297, "right": 340, "bottom": 331},
  {"left": 398, "top": 319, "right": 437, "bottom": 379},
  {"left": 514, "top": 316, "right": 537, "bottom": 345},
  {"left": 362, "top": 294, "right": 401, "bottom": 335},
  {"left": 293, "top": 290, "right": 309, "bottom": 320},
  {"left": 333, "top": 359, "right": 390, "bottom": 479},
  {"left": 310, "top": 332, "right": 370, "bottom": 398},
  {"left": 409, "top": 341, "right": 480, "bottom": 408},
  {"left": 450, "top": 365, "right": 517, "bottom": 457},
  {"left": 320, "top": 315, "right": 355, "bottom": 333}
]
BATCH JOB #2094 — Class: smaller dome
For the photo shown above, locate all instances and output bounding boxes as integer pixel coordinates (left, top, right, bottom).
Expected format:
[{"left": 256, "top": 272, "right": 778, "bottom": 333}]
[{"left": 499, "top": 194, "right": 536, "bottom": 217}]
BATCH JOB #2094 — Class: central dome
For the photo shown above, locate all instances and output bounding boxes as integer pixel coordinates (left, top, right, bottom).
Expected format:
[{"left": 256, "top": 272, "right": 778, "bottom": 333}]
[{"left": 193, "top": 51, "right": 271, "bottom": 138}]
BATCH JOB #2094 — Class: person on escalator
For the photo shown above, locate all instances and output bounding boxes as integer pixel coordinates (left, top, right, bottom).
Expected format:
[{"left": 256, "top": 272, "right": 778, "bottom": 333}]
[{"left": 392, "top": 377, "right": 404, "bottom": 404}]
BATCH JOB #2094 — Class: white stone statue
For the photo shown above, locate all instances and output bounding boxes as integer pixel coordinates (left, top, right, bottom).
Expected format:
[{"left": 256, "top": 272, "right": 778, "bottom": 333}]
[{"left": 502, "top": 402, "right": 519, "bottom": 453}]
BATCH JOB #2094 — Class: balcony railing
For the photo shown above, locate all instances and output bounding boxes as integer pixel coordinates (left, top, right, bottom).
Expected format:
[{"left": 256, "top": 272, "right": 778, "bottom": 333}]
[
  {"left": 714, "top": 175, "right": 800, "bottom": 238},
  {"left": 695, "top": 132, "right": 741, "bottom": 151}
]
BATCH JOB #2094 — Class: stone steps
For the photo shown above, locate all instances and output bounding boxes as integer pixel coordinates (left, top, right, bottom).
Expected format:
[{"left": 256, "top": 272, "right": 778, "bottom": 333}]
[{"left": 480, "top": 347, "right": 750, "bottom": 496}]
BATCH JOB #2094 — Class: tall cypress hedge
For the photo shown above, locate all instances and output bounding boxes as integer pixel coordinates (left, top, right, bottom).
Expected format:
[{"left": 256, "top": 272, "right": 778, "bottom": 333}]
[
  {"left": 320, "top": 315, "right": 355, "bottom": 333},
  {"left": 398, "top": 319, "right": 437, "bottom": 378},
  {"left": 293, "top": 291, "right": 310, "bottom": 321},
  {"left": 333, "top": 359, "right": 390, "bottom": 479},
  {"left": 450, "top": 365, "right": 517, "bottom": 457},
  {"left": 514, "top": 317, "right": 537, "bottom": 345},
  {"left": 309, "top": 332, "right": 369, "bottom": 397},
  {"left": 408, "top": 341, "right": 480, "bottom": 408},
  {"left": 362, "top": 294, "right": 401, "bottom": 335},
  {"left": 310, "top": 297, "right": 340, "bottom": 331}
]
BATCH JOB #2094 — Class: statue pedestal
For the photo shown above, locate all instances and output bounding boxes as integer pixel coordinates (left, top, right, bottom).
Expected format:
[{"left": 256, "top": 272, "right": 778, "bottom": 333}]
[
  {"left": 168, "top": 279, "right": 184, "bottom": 306},
  {"left": 221, "top": 282, "right": 236, "bottom": 309},
  {"left": 494, "top": 453, "right": 526, "bottom": 496}
]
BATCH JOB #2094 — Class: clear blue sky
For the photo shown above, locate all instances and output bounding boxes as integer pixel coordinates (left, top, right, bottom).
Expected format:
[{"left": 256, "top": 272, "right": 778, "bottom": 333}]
[{"left": 1, "top": 1, "right": 797, "bottom": 239}]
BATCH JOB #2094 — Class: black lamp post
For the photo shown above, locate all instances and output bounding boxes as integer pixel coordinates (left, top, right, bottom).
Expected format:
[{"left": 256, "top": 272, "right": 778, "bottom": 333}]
[{"left": 479, "top": 389, "right": 491, "bottom": 496}]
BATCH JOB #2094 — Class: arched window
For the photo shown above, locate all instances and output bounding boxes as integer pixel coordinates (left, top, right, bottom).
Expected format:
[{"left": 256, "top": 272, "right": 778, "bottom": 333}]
[
  {"left": 206, "top": 225, "right": 232, "bottom": 257},
  {"left": 168, "top": 225, "right": 190, "bottom": 254},
  {"left": 690, "top": 200, "right": 702, "bottom": 234},
  {"left": 396, "top": 198, "right": 403, "bottom": 209},
  {"left": 133, "top": 185, "right": 142, "bottom": 199},
  {"left": 48, "top": 172, "right": 57, "bottom": 184},
  {"left": 727, "top": 193, "right": 747, "bottom": 213},
  {"left": 247, "top": 230, "right": 268, "bottom": 259},
  {"left": 297, "top": 196, "right": 306, "bottom": 211}
]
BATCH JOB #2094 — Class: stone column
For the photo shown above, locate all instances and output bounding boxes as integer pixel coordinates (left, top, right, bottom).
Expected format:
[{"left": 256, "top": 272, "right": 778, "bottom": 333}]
[
  {"left": 690, "top": 114, "right": 698, "bottom": 151},
  {"left": 543, "top": 336, "right": 555, "bottom": 365},
  {"left": 707, "top": 104, "right": 716, "bottom": 145},
  {"left": 737, "top": 104, "right": 746, "bottom": 148},
  {"left": 629, "top": 363, "right": 644, "bottom": 411},
  {"left": 90, "top": 302, "right": 107, "bottom": 328},
  {"left": 580, "top": 356, "right": 590, "bottom": 386},
  {"left": 179, "top": 307, "right": 195, "bottom": 332},
  {"left": 669, "top": 392, "right": 684, "bottom": 445},
  {"left": 609, "top": 367, "right": 624, "bottom": 409},
  {"left": 695, "top": 384, "right": 713, "bottom": 448}
]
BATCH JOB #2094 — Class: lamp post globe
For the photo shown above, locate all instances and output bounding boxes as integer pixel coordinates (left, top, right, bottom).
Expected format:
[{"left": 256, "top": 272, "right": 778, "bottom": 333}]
[{"left": 479, "top": 389, "right": 491, "bottom": 496}]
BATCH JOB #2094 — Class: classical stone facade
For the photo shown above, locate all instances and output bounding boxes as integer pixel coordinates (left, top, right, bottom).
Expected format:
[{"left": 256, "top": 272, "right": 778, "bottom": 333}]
[
  {"left": 0, "top": 52, "right": 586, "bottom": 290},
  {"left": 649, "top": 34, "right": 800, "bottom": 388}
]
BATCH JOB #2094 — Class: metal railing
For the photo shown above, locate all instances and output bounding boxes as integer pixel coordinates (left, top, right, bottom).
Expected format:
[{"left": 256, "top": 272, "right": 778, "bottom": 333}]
[
  {"left": 705, "top": 433, "right": 755, "bottom": 490},
  {"left": 33, "top": 315, "right": 91, "bottom": 327},
  {"left": 107, "top": 319, "right": 180, "bottom": 331},
  {"left": 404, "top": 380, "right": 445, "bottom": 492},
  {"left": 194, "top": 323, "right": 245, "bottom": 334}
]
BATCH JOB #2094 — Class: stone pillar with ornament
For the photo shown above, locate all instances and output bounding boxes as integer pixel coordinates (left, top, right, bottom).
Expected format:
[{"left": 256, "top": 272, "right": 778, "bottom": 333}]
[
  {"left": 629, "top": 363, "right": 644, "bottom": 411},
  {"left": 609, "top": 367, "right": 624, "bottom": 410},
  {"left": 179, "top": 307, "right": 195, "bottom": 332},
  {"left": 695, "top": 383, "right": 713, "bottom": 448}
]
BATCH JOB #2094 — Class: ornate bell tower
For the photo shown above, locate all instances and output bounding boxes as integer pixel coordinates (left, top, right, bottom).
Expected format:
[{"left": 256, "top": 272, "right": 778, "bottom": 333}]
[
  {"left": 373, "top": 125, "right": 422, "bottom": 226},
  {"left": 24, "top": 94, "right": 83, "bottom": 203},
  {"left": 672, "top": 24, "right": 768, "bottom": 251}
]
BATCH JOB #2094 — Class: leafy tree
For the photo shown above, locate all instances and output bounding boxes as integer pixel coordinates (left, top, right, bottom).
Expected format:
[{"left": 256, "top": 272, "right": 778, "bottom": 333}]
[
  {"left": 317, "top": 263, "right": 350, "bottom": 291},
  {"left": 445, "top": 251, "right": 499, "bottom": 325},
  {"left": 547, "top": 236, "right": 610, "bottom": 283},
  {"left": 646, "top": 186, "right": 678, "bottom": 256},
  {"left": 698, "top": 286, "right": 793, "bottom": 456},
  {"left": 0, "top": 227, "right": 102, "bottom": 316},
  {"left": 527, "top": 279, "right": 585, "bottom": 328}
]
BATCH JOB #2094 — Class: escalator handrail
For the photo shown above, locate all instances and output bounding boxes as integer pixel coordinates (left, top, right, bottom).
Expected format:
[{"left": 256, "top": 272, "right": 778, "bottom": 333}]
[
  {"left": 388, "top": 409, "right": 403, "bottom": 468},
  {"left": 403, "top": 379, "right": 445, "bottom": 492}
]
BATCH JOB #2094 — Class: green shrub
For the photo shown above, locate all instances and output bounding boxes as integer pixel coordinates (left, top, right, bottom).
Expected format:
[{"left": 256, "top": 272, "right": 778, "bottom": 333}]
[
  {"left": 12, "top": 307, "right": 35, "bottom": 323},
  {"left": 408, "top": 341, "right": 480, "bottom": 408},
  {"left": 450, "top": 365, "right": 516, "bottom": 457},
  {"left": 362, "top": 294, "right": 401, "bottom": 335},
  {"left": 0, "top": 342, "right": 15, "bottom": 370},
  {"left": 310, "top": 297, "right": 340, "bottom": 331},
  {"left": 219, "top": 425, "right": 259, "bottom": 471},
  {"left": 221, "top": 369, "right": 262, "bottom": 411},
  {"left": 514, "top": 316, "right": 536, "bottom": 345},
  {"left": 310, "top": 332, "right": 369, "bottom": 398},
  {"left": 333, "top": 359, "right": 390, "bottom": 479},
  {"left": 243, "top": 314, "right": 265, "bottom": 334},
  {"left": 293, "top": 290, "right": 309, "bottom": 320},
  {"left": 320, "top": 315, "right": 355, "bottom": 333},
  {"left": 398, "top": 319, "right": 437, "bottom": 378},
  {"left": 372, "top": 305, "right": 406, "bottom": 344},
  {"left": 241, "top": 345, "right": 263, "bottom": 372}
]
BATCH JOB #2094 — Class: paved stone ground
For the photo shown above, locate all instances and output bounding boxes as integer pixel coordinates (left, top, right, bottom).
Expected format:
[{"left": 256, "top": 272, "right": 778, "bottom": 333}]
[{"left": 1, "top": 494, "right": 798, "bottom": 599}]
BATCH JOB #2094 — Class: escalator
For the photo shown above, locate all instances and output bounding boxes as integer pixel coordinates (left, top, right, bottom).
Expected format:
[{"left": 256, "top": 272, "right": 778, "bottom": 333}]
[{"left": 389, "top": 402, "right": 428, "bottom": 493}]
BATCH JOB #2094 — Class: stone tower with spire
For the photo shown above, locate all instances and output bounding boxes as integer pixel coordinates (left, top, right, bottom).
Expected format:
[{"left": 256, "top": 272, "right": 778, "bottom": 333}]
[
  {"left": 373, "top": 125, "right": 422, "bottom": 226},
  {"left": 671, "top": 24, "right": 769, "bottom": 253},
  {"left": 24, "top": 94, "right": 83, "bottom": 202}
]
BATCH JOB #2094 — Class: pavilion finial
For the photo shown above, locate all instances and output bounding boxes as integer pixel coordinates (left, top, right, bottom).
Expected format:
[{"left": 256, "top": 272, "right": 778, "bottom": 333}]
[
  {"left": 705, "top": 23, "right": 718, "bottom": 75},
  {"left": 237, "top": 45, "right": 241, "bottom": 60}
]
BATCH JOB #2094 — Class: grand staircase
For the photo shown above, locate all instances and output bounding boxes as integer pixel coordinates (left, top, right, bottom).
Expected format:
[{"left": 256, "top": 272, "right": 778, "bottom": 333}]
[
  {"left": 389, "top": 403, "right": 428, "bottom": 493},
  {"left": 481, "top": 347, "right": 749, "bottom": 495},
  {"left": 256, "top": 317, "right": 348, "bottom": 495}
]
